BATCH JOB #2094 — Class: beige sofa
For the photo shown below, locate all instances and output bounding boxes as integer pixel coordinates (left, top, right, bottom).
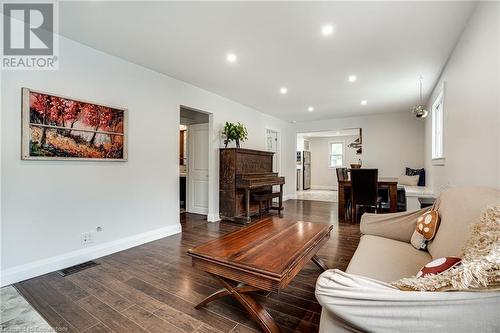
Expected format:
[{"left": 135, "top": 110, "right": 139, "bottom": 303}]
[{"left": 316, "top": 187, "right": 500, "bottom": 332}]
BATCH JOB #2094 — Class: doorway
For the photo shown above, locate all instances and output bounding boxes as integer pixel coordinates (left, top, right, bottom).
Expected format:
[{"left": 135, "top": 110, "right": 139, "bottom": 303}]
[
  {"left": 295, "top": 129, "right": 362, "bottom": 202},
  {"left": 180, "top": 107, "right": 210, "bottom": 216}
]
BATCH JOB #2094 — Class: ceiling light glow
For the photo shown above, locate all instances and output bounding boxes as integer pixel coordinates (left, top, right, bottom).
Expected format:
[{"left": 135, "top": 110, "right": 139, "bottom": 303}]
[
  {"left": 280, "top": 87, "right": 288, "bottom": 94},
  {"left": 321, "top": 24, "right": 334, "bottom": 36},
  {"left": 361, "top": 100, "right": 368, "bottom": 105},
  {"left": 348, "top": 75, "right": 357, "bottom": 82},
  {"left": 226, "top": 53, "right": 237, "bottom": 63},
  {"left": 307, "top": 106, "right": 314, "bottom": 112}
]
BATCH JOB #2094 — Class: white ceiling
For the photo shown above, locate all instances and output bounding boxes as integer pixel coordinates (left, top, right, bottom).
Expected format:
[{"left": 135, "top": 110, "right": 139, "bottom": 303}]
[{"left": 59, "top": 1, "right": 476, "bottom": 122}]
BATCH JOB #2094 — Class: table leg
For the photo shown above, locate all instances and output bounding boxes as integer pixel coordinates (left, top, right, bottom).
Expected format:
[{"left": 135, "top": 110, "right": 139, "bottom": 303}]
[
  {"left": 195, "top": 282, "right": 260, "bottom": 309},
  {"left": 311, "top": 255, "right": 329, "bottom": 272},
  {"left": 278, "top": 184, "right": 283, "bottom": 216},
  {"left": 245, "top": 188, "right": 251, "bottom": 222},
  {"left": 197, "top": 274, "right": 280, "bottom": 333},
  {"left": 389, "top": 184, "right": 397, "bottom": 212},
  {"left": 338, "top": 183, "right": 345, "bottom": 223}
]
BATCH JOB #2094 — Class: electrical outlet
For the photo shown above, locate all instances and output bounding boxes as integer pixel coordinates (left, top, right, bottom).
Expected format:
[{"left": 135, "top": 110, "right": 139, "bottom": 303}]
[{"left": 81, "top": 232, "right": 93, "bottom": 246}]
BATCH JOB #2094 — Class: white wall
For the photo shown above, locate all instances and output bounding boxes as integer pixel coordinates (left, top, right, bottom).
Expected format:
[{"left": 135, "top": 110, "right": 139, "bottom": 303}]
[
  {"left": 308, "top": 135, "right": 360, "bottom": 190},
  {"left": 0, "top": 36, "right": 291, "bottom": 285},
  {"left": 296, "top": 136, "right": 304, "bottom": 151},
  {"left": 291, "top": 112, "right": 425, "bottom": 185},
  {"left": 424, "top": 2, "right": 500, "bottom": 193}
]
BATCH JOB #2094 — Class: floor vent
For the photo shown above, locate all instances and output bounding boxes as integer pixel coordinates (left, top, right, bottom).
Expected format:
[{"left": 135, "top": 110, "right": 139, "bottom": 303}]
[{"left": 57, "top": 261, "right": 99, "bottom": 277}]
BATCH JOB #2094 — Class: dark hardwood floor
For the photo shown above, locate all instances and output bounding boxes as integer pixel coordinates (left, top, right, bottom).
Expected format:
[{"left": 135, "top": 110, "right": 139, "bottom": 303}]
[{"left": 15, "top": 200, "right": 361, "bottom": 333}]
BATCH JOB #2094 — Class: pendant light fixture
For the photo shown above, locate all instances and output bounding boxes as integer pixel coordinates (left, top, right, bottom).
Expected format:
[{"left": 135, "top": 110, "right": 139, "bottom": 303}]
[{"left": 411, "top": 76, "right": 429, "bottom": 119}]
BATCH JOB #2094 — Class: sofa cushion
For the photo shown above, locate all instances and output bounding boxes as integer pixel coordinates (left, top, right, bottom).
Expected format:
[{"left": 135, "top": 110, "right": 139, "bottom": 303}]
[
  {"left": 428, "top": 187, "right": 500, "bottom": 259},
  {"left": 415, "top": 210, "right": 440, "bottom": 240},
  {"left": 403, "top": 185, "right": 433, "bottom": 197},
  {"left": 416, "top": 257, "right": 462, "bottom": 278},
  {"left": 346, "top": 235, "right": 431, "bottom": 282},
  {"left": 406, "top": 167, "right": 426, "bottom": 186},
  {"left": 398, "top": 174, "right": 419, "bottom": 186}
]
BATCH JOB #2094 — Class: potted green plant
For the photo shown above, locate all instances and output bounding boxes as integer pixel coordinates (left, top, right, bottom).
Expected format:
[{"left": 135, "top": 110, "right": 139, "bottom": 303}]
[{"left": 222, "top": 122, "right": 248, "bottom": 148}]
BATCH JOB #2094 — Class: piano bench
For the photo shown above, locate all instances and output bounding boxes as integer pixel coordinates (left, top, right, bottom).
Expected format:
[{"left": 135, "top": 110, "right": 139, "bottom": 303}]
[{"left": 251, "top": 192, "right": 282, "bottom": 219}]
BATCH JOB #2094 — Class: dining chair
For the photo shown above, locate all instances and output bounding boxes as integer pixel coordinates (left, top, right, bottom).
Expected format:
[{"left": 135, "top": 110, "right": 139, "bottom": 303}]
[
  {"left": 350, "top": 168, "right": 382, "bottom": 224},
  {"left": 342, "top": 168, "right": 349, "bottom": 181},
  {"left": 336, "top": 168, "right": 346, "bottom": 181},
  {"left": 336, "top": 168, "right": 351, "bottom": 221}
]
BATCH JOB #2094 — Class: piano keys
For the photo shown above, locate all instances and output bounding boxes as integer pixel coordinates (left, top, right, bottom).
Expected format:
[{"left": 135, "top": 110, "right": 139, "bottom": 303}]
[
  {"left": 220, "top": 148, "right": 285, "bottom": 223},
  {"left": 236, "top": 172, "right": 285, "bottom": 189}
]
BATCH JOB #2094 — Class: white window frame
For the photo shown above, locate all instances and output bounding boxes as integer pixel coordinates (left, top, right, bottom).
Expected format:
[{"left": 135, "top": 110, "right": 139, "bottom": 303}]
[
  {"left": 329, "top": 141, "right": 344, "bottom": 169},
  {"left": 431, "top": 84, "right": 445, "bottom": 165}
]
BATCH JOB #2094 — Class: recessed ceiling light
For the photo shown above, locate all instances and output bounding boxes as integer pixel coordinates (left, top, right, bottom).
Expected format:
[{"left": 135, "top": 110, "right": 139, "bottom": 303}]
[
  {"left": 348, "top": 75, "right": 357, "bottom": 82},
  {"left": 291, "top": 120, "right": 297, "bottom": 123},
  {"left": 280, "top": 87, "right": 288, "bottom": 94},
  {"left": 307, "top": 106, "right": 314, "bottom": 112},
  {"left": 321, "top": 24, "right": 334, "bottom": 36},
  {"left": 226, "top": 53, "right": 237, "bottom": 63},
  {"left": 361, "top": 100, "right": 368, "bottom": 105}
]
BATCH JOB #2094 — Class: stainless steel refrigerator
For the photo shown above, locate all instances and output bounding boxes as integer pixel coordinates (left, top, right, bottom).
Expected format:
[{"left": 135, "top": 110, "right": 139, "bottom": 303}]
[{"left": 302, "top": 151, "right": 311, "bottom": 190}]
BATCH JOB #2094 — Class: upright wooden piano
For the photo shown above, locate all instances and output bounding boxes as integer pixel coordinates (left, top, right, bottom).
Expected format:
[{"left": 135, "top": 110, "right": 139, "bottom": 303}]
[{"left": 219, "top": 148, "right": 285, "bottom": 223}]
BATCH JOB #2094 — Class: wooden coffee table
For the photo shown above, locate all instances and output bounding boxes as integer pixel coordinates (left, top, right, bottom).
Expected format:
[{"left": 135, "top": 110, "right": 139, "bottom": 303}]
[{"left": 188, "top": 217, "right": 333, "bottom": 333}]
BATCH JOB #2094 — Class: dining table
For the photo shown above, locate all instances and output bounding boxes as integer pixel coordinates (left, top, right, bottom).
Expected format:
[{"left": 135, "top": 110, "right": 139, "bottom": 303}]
[{"left": 338, "top": 177, "right": 399, "bottom": 223}]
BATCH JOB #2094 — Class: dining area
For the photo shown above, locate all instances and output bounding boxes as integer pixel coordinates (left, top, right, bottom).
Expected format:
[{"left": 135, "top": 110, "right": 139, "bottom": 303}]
[{"left": 336, "top": 168, "right": 400, "bottom": 224}]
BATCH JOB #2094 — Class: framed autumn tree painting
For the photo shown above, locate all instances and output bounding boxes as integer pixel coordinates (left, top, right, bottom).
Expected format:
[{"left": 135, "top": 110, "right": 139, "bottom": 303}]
[{"left": 22, "top": 88, "right": 128, "bottom": 161}]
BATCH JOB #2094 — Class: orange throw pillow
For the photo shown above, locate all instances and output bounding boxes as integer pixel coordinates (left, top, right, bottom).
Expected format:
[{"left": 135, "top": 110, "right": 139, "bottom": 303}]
[{"left": 416, "top": 210, "right": 440, "bottom": 240}]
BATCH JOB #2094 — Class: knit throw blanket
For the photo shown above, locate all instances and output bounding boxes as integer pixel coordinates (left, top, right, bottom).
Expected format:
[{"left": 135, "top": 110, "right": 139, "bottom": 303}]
[{"left": 392, "top": 205, "right": 500, "bottom": 291}]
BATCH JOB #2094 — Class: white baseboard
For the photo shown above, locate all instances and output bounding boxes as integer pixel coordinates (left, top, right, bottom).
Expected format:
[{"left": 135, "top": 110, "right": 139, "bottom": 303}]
[
  {"left": 0, "top": 224, "right": 181, "bottom": 287},
  {"left": 207, "top": 213, "right": 221, "bottom": 222},
  {"left": 283, "top": 194, "right": 295, "bottom": 201},
  {"left": 311, "top": 185, "right": 336, "bottom": 190}
]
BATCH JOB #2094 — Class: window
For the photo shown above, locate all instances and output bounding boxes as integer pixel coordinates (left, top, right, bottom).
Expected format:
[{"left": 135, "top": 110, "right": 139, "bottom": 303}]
[
  {"left": 329, "top": 142, "right": 344, "bottom": 168},
  {"left": 432, "top": 89, "right": 444, "bottom": 162}
]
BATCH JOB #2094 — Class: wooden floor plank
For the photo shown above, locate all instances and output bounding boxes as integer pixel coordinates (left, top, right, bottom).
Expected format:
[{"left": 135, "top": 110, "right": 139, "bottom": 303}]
[
  {"left": 44, "top": 273, "right": 90, "bottom": 301},
  {"left": 153, "top": 304, "right": 204, "bottom": 333},
  {"left": 19, "top": 278, "right": 97, "bottom": 332},
  {"left": 82, "top": 266, "right": 166, "bottom": 313},
  {"left": 82, "top": 323, "right": 114, "bottom": 333},
  {"left": 15, "top": 200, "right": 361, "bottom": 333},
  {"left": 78, "top": 296, "right": 149, "bottom": 333},
  {"left": 125, "top": 277, "right": 237, "bottom": 333},
  {"left": 122, "top": 304, "right": 185, "bottom": 333},
  {"left": 196, "top": 323, "right": 226, "bottom": 333},
  {"left": 67, "top": 273, "right": 134, "bottom": 312},
  {"left": 14, "top": 283, "right": 79, "bottom": 333},
  {"left": 230, "top": 324, "right": 260, "bottom": 333}
]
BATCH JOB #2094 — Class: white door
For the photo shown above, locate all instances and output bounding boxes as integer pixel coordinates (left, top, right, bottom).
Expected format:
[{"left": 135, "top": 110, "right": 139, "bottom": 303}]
[{"left": 187, "top": 123, "right": 209, "bottom": 215}]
